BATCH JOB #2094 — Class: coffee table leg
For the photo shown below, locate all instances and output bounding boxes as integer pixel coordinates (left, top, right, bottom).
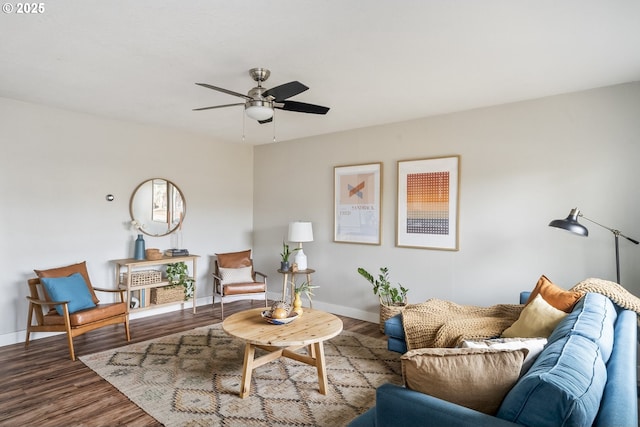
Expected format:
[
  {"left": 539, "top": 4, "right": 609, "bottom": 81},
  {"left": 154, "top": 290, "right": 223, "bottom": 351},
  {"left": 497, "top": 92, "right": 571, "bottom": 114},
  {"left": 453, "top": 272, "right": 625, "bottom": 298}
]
[
  {"left": 240, "top": 342, "right": 255, "bottom": 398},
  {"left": 314, "top": 341, "right": 328, "bottom": 394}
]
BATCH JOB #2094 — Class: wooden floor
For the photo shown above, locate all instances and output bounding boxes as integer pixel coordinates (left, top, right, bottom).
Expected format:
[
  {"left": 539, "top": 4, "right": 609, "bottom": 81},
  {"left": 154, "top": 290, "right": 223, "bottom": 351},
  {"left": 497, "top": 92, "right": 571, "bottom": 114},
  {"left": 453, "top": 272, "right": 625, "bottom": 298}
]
[{"left": 0, "top": 300, "right": 384, "bottom": 427}]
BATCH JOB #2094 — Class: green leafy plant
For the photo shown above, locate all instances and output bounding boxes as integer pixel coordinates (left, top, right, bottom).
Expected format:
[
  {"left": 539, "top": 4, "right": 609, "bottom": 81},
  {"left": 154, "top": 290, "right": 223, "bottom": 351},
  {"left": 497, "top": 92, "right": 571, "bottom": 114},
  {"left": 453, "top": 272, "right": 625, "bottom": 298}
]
[
  {"left": 280, "top": 241, "right": 292, "bottom": 262},
  {"left": 294, "top": 281, "right": 319, "bottom": 302},
  {"left": 357, "top": 267, "right": 408, "bottom": 306},
  {"left": 280, "top": 241, "right": 299, "bottom": 263},
  {"left": 165, "top": 261, "right": 194, "bottom": 300}
]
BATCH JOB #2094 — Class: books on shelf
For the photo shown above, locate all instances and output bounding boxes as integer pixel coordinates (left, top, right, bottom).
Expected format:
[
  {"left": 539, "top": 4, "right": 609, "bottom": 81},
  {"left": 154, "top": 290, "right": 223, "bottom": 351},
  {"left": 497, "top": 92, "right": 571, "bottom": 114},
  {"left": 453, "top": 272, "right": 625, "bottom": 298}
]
[{"left": 164, "top": 249, "right": 190, "bottom": 257}]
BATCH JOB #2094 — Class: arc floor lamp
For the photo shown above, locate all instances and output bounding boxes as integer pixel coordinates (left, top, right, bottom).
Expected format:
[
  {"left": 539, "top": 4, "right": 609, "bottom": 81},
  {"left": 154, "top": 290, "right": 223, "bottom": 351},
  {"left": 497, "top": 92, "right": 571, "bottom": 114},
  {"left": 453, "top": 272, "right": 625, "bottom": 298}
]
[{"left": 549, "top": 208, "right": 639, "bottom": 284}]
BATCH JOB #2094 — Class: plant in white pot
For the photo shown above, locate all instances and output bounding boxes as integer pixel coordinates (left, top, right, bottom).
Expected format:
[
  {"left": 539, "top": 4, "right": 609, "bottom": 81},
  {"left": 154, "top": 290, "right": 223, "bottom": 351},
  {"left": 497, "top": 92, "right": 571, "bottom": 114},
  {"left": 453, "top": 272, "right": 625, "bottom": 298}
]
[{"left": 357, "top": 266, "right": 409, "bottom": 332}]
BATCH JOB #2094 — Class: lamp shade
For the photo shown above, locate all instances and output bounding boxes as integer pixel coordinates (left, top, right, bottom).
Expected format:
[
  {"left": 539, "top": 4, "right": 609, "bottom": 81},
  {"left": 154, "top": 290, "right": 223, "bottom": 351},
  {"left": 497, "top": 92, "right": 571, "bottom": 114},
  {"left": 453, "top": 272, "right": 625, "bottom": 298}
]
[
  {"left": 288, "top": 221, "right": 314, "bottom": 243},
  {"left": 549, "top": 208, "right": 589, "bottom": 236}
]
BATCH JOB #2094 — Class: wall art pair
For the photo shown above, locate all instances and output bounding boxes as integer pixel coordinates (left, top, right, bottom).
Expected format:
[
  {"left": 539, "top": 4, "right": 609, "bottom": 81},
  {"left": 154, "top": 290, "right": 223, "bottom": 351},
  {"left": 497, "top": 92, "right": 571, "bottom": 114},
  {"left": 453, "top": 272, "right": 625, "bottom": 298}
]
[{"left": 333, "top": 155, "right": 460, "bottom": 250}]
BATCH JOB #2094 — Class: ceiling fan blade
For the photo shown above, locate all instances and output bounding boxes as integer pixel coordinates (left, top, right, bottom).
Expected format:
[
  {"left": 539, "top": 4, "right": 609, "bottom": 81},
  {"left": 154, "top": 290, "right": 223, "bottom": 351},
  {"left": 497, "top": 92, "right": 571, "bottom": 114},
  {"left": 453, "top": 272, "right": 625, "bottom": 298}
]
[
  {"left": 277, "top": 100, "right": 330, "bottom": 115},
  {"left": 258, "top": 117, "right": 273, "bottom": 125},
  {"left": 262, "top": 81, "right": 309, "bottom": 102},
  {"left": 195, "top": 83, "right": 251, "bottom": 101},
  {"left": 192, "top": 103, "right": 244, "bottom": 111}
]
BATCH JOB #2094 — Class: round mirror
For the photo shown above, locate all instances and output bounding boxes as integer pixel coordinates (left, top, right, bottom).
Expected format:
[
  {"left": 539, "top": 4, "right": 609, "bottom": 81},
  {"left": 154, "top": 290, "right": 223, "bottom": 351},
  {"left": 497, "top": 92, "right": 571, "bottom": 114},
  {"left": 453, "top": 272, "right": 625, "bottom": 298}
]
[{"left": 129, "top": 178, "right": 186, "bottom": 237}]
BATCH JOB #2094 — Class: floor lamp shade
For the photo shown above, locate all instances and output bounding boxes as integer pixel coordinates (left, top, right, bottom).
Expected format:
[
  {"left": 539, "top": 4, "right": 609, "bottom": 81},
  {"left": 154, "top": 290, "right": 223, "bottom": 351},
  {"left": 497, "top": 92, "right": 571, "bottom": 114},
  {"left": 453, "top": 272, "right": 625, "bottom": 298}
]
[
  {"left": 548, "top": 207, "right": 639, "bottom": 284},
  {"left": 288, "top": 222, "right": 313, "bottom": 270},
  {"left": 548, "top": 208, "right": 588, "bottom": 236}
]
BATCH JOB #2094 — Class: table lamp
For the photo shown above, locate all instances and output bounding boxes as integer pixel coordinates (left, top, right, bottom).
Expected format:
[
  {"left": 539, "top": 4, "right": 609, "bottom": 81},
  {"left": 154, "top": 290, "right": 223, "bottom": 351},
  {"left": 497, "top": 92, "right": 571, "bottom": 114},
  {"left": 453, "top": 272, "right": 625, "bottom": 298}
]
[
  {"left": 288, "top": 221, "right": 313, "bottom": 270},
  {"left": 549, "top": 208, "right": 639, "bottom": 284}
]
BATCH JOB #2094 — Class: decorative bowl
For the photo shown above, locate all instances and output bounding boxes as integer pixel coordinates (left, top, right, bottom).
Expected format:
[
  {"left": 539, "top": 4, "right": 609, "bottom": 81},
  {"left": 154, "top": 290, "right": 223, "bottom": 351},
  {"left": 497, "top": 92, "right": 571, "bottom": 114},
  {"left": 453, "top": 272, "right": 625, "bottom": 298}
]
[{"left": 261, "top": 310, "right": 299, "bottom": 325}]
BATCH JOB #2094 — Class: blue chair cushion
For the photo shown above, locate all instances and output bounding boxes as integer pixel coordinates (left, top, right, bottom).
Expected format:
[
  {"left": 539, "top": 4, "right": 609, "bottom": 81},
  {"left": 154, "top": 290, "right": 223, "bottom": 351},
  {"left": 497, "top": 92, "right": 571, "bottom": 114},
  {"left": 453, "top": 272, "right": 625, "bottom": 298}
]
[
  {"left": 497, "top": 334, "right": 607, "bottom": 427},
  {"left": 41, "top": 272, "right": 97, "bottom": 315}
]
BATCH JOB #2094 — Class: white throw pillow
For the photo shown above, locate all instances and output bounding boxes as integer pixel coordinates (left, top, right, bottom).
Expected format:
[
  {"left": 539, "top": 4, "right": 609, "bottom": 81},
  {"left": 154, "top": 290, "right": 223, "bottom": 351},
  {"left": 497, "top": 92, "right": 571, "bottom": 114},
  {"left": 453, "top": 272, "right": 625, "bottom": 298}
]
[
  {"left": 460, "top": 337, "right": 547, "bottom": 375},
  {"left": 219, "top": 266, "right": 253, "bottom": 285},
  {"left": 501, "top": 294, "right": 567, "bottom": 338}
]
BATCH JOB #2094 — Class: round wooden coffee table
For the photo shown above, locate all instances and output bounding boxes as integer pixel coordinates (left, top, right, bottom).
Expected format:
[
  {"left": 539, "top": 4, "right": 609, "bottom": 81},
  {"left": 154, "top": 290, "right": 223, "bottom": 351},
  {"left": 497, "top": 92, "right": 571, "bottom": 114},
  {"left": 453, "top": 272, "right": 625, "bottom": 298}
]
[{"left": 222, "top": 307, "right": 343, "bottom": 398}]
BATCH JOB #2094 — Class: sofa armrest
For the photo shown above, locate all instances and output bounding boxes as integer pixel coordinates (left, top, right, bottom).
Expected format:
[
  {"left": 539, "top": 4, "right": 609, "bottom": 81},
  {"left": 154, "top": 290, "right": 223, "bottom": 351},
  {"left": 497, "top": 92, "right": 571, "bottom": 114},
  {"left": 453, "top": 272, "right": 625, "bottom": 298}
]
[
  {"left": 595, "top": 309, "right": 638, "bottom": 427},
  {"left": 366, "top": 384, "right": 522, "bottom": 427}
]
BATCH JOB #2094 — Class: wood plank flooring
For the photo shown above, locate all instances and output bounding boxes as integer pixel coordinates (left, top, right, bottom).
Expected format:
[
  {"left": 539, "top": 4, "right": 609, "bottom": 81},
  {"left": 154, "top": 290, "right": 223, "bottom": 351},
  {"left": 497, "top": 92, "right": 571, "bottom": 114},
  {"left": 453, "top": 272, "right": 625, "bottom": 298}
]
[{"left": 0, "top": 301, "right": 384, "bottom": 427}]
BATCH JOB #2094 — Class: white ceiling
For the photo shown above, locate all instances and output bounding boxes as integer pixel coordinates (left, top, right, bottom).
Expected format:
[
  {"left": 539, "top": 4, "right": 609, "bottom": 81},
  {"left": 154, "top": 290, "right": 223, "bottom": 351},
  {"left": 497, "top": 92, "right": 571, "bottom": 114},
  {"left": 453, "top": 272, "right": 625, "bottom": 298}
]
[{"left": 2, "top": 1, "right": 639, "bottom": 145}]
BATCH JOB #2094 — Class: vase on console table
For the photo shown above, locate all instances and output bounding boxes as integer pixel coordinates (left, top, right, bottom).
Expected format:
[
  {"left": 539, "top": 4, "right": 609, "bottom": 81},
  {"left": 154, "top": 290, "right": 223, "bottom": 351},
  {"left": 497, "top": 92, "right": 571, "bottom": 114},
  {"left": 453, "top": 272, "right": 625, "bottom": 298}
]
[{"left": 134, "top": 234, "right": 146, "bottom": 260}]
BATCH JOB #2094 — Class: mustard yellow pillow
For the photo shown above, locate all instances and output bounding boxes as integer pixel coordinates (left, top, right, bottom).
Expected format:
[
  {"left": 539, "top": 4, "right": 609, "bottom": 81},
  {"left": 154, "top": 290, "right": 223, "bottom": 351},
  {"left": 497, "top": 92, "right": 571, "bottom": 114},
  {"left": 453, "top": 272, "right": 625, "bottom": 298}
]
[
  {"left": 526, "top": 275, "right": 583, "bottom": 313},
  {"left": 502, "top": 294, "right": 567, "bottom": 338},
  {"left": 401, "top": 347, "right": 528, "bottom": 415}
]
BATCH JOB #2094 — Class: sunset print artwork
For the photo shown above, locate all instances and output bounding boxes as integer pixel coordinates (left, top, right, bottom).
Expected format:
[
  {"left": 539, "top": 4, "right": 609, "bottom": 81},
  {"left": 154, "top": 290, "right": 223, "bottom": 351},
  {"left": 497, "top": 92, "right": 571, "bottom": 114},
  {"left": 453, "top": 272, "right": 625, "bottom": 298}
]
[{"left": 397, "top": 156, "right": 459, "bottom": 250}]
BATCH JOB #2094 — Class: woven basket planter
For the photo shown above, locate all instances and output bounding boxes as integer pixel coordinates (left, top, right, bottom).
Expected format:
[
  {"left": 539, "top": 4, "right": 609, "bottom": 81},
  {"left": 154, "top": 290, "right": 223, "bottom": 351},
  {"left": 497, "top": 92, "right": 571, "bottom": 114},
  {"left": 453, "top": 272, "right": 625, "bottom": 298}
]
[
  {"left": 379, "top": 302, "right": 406, "bottom": 333},
  {"left": 151, "top": 286, "right": 185, "bottom": 305}
]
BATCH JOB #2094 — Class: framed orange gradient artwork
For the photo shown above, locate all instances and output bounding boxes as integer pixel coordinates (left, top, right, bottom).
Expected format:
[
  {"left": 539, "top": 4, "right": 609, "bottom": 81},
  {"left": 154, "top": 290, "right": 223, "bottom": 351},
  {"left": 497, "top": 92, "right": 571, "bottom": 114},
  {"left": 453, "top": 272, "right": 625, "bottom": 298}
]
[{"left": 396, "top": 156, "right": 460, "bottom": 250}]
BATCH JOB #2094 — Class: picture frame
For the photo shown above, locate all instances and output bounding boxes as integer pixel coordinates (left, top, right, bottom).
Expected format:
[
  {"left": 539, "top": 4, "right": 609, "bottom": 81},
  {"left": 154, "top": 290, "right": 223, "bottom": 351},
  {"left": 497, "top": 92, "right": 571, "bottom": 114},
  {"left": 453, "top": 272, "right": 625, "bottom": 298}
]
[
  {"left": 396, "top": 155, "right": 460, "bottom": 250},
  {"left": 334, "top": 162, "right": 382, "bottom": 245}
]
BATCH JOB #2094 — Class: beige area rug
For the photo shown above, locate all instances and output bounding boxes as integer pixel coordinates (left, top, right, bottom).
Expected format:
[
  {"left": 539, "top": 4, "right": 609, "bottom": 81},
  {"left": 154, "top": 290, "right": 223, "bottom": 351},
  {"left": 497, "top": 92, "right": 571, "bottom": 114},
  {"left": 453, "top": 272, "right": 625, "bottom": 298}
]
[{"left": 80, "top": 323, "right": 402, "bottom": 427}]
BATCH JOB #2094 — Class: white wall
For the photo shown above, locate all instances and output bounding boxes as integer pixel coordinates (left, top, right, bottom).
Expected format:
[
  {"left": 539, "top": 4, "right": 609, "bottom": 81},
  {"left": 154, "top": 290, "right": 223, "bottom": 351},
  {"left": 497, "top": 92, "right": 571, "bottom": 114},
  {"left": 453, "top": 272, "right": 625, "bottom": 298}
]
[
  {"left": 0, "top": 97, "right": 254, "bottom": 344},
  {"left": 3, "top": 82, "right": 639, "bottom": 344},
  {"left": 253, "top": 82, "right": 640, "bottom": 322}
]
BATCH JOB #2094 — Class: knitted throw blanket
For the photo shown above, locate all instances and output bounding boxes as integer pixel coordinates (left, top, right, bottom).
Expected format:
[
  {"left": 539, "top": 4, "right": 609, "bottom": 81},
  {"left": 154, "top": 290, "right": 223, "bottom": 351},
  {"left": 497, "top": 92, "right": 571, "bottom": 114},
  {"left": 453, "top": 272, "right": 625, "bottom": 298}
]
[
  {"left": 401, "top": 299, "right": 523, "bottom": 350},
  {"left": 570, "top": 277, "right": 640, "bottom": 314},
  {"left": 402, "top": 278, "right": 640, "bottom": 351}
]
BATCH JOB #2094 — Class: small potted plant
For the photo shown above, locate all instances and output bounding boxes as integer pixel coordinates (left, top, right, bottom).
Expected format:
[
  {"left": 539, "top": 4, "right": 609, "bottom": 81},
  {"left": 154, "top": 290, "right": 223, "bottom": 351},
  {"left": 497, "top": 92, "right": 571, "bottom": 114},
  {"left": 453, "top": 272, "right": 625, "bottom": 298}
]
[
  {"left": 165, "top": 261, "right": 195, "bottom": 301},
  {"left": 292, "top": 281, "right": 319, "bottom": 316},
  {"left": 280, "top": 241, "right": 298, "bottom": 271},
  {"left": 357, "top": 266, "right": 409, "bottom": 332}
]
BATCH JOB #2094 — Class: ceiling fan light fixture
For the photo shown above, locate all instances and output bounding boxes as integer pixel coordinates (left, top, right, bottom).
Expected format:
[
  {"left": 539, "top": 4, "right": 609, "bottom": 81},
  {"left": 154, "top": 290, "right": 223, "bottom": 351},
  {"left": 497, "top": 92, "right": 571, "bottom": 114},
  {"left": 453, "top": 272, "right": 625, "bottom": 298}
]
[{"left": 245, "top": 100, "right": 274, "bottom": 121}]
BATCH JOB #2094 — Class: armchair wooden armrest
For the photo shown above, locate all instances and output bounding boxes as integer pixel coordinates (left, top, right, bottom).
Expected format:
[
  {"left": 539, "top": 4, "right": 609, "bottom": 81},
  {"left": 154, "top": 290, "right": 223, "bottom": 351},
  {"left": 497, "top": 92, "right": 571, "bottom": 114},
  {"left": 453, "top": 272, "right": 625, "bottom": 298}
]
[
  {"left": 26, "top": 296, "right": 69, "bottom": 307},
  {"left": 93, "top": 287, "right": 126, "bottom": 302},
  {"left": 255, "top": 271, "right": 267, "bottom": 280}
]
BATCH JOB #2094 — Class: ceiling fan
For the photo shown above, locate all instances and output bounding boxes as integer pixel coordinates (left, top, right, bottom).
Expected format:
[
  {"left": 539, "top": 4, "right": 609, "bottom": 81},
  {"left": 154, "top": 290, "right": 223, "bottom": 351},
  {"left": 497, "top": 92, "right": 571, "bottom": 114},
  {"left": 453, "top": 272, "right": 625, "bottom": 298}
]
[{"left": 193, "top": 68, "right": 330, "bottom": 124}]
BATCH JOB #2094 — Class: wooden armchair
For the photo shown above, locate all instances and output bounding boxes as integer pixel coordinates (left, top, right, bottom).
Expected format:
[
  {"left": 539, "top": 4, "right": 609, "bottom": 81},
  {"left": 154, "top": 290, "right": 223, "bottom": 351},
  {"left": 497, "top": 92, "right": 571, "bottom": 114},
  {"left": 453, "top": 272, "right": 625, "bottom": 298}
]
[
  {"left": 26, "top": 261, "right": 130, "bottom": 360},
  {"left": 212, "top": 249, "right": 268, "bottom": 319}
]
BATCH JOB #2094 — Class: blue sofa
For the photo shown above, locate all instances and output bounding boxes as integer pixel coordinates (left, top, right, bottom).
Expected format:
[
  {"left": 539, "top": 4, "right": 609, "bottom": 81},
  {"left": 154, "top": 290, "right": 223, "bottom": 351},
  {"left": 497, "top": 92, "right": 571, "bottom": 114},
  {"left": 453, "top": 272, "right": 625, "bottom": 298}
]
[{"left": 349, "top": 292, "right": 638, "bottom": 427}]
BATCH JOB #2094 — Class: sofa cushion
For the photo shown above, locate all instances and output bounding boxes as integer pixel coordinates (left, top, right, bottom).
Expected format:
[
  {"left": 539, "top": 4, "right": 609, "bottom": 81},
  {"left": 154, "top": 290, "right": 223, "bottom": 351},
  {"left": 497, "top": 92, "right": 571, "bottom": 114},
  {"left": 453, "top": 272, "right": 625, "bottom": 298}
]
[
  {"left": 497, "top": 334, "right": 607, "bottom": 427},
  {"left": 460, "top": 337, "right": 547, "bottom": 375},
  {"left": 526, "top": 275, "right": 584, "bottom": 313},
  {"left": 401, "top": 347, "right": 528, "bottom": 415},
  {"left": 502, "top": 294, "right": 568, "bottom": 338},
  {"left": 547, "top": 292, "right": 616, "bottom": 363},
  {"left": 40, "top": 273, "right": 97, "bottom": 315},
  {"left": 384, "top": 313, "right": 405, "bottom": 338}
]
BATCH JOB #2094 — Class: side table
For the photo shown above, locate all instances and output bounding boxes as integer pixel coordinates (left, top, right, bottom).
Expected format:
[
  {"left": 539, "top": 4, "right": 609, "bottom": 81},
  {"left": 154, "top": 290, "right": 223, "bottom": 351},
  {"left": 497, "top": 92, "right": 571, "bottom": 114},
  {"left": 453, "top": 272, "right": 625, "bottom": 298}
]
[{"left": 277, "top": 268, "right": 315, "bottom": 304}]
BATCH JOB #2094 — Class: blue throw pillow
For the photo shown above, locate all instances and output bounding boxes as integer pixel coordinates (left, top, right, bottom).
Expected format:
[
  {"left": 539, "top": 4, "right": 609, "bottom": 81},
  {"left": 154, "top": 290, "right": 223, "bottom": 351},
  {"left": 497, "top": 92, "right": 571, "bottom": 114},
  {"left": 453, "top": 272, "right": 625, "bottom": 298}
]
[{"left": 41, "top": 273, "right": 97, "bottom": 315}]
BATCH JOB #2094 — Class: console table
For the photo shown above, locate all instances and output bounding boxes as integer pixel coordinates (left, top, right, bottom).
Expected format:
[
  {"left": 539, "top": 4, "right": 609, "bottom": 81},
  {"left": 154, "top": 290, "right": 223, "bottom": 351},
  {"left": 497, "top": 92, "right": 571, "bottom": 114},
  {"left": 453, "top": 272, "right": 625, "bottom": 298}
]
[{"left": 112, "top": 255, "right": 199, "bottom": 314}]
